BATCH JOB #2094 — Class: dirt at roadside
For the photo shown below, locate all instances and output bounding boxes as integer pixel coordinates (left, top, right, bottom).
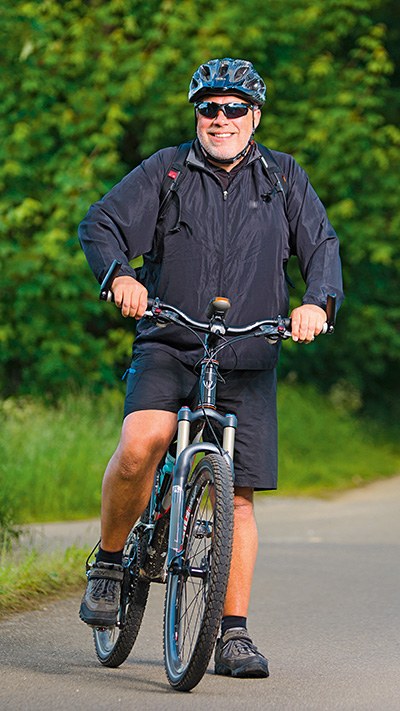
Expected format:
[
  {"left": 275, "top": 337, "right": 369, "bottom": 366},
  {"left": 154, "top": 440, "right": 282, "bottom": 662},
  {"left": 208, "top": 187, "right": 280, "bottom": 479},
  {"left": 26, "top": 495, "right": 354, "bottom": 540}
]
[{"left": 334, "top": 474, "right": 400, "bottom": 503}]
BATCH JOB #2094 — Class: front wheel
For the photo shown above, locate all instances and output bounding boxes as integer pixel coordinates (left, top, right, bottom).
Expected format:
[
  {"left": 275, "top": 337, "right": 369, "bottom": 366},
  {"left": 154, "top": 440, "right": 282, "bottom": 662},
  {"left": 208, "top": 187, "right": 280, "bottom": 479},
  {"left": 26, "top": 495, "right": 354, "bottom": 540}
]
[{"left": 163, "top": 453, "right": 234, "bottom": 691}]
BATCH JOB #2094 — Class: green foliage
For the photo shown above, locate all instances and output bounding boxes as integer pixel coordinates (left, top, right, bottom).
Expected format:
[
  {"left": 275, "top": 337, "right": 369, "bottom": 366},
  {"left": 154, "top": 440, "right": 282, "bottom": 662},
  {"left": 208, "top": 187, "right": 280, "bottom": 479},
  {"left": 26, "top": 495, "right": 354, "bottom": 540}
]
[
  {"left": 0, "top": 488, "right": 21, "bottom": 551},
  {"left": 0, "top": 0, "right": 399, "bottom": 416},
  {"left": 0, "top": 388, "right": 399, "bottom": 530},
  {"left": 278, "top": 380, "right": 400, "bottom": 495},
  {"left": 0, "top": 393, "right": 122, "bottom": 522}
]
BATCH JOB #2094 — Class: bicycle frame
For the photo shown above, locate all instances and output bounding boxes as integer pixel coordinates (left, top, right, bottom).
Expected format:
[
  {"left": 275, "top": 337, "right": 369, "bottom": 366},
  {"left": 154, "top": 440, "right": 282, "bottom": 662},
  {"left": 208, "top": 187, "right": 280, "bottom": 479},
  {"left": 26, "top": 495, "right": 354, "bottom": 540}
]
[{"left": 165, "top": 312, "right": 239, "bottom": 568}]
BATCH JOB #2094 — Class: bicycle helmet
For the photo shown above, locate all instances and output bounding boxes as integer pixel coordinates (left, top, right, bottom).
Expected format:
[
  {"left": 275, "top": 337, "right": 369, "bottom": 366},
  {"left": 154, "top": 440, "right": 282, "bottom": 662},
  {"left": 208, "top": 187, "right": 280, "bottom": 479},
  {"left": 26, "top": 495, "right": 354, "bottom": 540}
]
[{"left": 188, "top": 58, "right": 266, "bottom": 106}]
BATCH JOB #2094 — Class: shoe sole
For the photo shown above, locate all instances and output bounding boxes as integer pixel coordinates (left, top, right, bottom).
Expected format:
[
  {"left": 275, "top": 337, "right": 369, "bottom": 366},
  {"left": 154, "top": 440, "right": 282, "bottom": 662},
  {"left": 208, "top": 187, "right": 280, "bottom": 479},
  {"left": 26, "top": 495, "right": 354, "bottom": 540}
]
[
  {"left": 79, "top": 604, "right": 117, "bottom": 628},
  {"left": 215, "top": 662, "right": 269, "bottom": 678}
]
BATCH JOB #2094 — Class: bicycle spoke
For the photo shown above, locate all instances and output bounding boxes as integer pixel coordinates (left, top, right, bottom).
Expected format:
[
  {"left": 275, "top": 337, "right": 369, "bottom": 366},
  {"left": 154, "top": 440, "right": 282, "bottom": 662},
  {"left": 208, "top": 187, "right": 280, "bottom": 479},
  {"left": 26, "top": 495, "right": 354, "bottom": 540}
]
[
  {"left": 174, "top": 496, "right": 213, "bottom": 664},
  {"left": 177, "top": 580, "right": 205, "bottom": 632}
]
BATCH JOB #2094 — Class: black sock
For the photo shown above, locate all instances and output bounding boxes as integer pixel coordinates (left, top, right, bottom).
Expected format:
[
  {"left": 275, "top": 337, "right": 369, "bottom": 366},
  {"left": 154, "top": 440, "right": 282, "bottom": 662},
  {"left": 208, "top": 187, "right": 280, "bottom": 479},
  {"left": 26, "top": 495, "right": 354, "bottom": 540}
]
[
  {"left": 221, "top": 615, "right": 247, "bottom": 636},
  {"left": 96, "top": 547, "right": 124, "bottom": 565}
]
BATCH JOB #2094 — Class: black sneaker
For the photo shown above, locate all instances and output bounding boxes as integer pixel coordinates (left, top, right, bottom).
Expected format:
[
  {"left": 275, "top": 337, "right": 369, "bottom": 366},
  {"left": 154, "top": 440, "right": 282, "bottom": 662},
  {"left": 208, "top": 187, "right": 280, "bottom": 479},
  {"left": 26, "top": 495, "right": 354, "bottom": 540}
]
[
  {"left": 214, "top": 628, "right": 269, "bottom": 678},
  {"left": 79, "top": 562, "right": 124, "bottom": 627}
]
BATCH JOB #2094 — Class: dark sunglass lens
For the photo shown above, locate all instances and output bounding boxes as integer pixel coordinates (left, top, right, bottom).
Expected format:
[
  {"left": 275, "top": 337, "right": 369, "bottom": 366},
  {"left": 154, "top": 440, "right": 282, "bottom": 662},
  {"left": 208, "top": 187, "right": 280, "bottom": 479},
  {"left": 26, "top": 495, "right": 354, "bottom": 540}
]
[
  {"left": 197, "top": 102, "right": 218, "bottom": 118},
  {"left": 224, "top": 105, "right": 249, "bottom": 118}
]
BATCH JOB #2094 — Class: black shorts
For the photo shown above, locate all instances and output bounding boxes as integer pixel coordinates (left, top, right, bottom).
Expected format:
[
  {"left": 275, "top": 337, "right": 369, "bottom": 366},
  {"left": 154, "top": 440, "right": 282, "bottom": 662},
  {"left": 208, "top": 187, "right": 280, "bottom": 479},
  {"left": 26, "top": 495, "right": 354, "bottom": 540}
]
[{"left": 123, "top": 348, "right": 278, "bottom": 491}]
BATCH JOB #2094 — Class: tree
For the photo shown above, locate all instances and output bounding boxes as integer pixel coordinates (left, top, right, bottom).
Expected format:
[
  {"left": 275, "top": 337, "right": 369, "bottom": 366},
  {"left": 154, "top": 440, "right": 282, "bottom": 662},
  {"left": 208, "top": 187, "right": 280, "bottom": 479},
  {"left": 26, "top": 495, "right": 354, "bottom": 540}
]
[{"left": 0, "top": 0, "right": 399, "bottom": 417}]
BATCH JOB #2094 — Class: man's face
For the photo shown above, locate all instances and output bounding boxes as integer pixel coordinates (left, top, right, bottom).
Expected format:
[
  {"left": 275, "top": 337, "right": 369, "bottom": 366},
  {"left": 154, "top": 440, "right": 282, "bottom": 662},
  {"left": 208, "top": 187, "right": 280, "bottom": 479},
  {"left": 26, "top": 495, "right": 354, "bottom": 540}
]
[{"left": 196, "top": 94, "right": 261, "bottom": 167}]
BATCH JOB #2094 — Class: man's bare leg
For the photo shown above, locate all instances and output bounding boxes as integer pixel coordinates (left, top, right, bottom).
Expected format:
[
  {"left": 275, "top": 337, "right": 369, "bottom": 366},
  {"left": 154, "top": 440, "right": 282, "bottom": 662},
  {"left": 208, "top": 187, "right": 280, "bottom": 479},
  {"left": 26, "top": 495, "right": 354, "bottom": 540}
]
[
  {"left": 223, "top": 487, "right": 258, "bottom": 617},
  {"left": 215, "top": 486, "right": 268, "bottom": 677},
  {"left": 80, "top": 410, "right": 177, "bottom": 626},
  {"left": 100, "top": 410, "right": 178, "bottom": 552}
]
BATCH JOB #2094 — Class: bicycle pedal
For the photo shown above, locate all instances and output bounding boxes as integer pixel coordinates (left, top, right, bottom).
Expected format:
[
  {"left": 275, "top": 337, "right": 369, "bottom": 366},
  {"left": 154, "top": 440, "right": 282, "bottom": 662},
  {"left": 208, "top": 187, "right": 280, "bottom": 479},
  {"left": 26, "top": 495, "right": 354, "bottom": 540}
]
[{"left": 139, "top": 565, "right": 167, "bottom": 583}]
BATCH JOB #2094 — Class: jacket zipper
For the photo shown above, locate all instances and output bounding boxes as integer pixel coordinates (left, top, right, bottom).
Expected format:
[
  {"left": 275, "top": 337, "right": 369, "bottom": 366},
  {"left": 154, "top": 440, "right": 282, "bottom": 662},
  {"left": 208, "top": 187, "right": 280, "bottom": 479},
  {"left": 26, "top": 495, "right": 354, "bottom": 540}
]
[{"left": 220, "top": 188, "right": 228, "bottom": 295}]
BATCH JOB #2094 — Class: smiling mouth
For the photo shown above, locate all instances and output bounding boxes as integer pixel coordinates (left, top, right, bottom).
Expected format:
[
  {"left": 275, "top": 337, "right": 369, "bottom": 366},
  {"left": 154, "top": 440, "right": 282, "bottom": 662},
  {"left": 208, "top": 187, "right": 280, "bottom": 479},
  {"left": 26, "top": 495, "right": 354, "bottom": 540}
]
[{"left": 209, "top": 133, "right": 234, "bottom": 138}]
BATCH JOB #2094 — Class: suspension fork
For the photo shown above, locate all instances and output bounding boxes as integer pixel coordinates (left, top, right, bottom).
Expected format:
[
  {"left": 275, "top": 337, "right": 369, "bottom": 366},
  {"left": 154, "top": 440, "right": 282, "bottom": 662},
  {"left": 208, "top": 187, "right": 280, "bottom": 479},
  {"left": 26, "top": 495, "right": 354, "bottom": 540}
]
[{"left": 167, "top": 406, "right": 237, "bottom": 571}]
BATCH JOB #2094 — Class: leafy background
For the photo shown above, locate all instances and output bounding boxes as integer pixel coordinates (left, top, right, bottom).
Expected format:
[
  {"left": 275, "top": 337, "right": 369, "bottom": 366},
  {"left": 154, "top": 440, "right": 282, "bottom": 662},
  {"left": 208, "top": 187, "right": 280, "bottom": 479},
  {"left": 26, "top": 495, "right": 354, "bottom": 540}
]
[{"left": 1, "top": 0, "right": 399, "bottom": 422}]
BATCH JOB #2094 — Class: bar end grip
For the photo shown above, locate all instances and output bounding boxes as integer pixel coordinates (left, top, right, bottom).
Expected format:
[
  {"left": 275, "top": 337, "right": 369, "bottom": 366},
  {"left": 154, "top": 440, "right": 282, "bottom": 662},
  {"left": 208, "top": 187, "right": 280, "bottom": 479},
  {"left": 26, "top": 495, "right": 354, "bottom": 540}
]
[
  {"left": 325, "top": 293, "right": 337, "bottom": 334},
  {"left": 99, "top": 260, "right": 122, "bottom": 301}
]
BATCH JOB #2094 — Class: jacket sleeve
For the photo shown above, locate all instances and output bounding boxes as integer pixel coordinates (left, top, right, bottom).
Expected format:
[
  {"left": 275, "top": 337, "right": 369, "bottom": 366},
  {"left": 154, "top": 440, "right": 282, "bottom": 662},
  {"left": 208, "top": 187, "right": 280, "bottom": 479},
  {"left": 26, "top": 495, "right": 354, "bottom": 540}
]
[
  {"left": 78, "top": 148, "right": 175, "bottom": 283},
  {"left": 285, "top": 157, "right": 344, "bottom": 311}
]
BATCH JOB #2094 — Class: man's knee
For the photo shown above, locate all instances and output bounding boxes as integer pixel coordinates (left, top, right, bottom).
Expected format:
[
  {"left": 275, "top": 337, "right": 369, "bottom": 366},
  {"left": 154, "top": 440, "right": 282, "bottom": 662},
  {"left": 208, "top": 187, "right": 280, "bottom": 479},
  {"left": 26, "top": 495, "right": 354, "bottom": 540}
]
[
  {"left": 113, "top": 436, "right": 163, "bottom": 483},
  {"left": 113, "top": 445, "right": 147, "bottom": 483},
  {"left": 112, "top": 411, "right": 177, "bottom": 483}
]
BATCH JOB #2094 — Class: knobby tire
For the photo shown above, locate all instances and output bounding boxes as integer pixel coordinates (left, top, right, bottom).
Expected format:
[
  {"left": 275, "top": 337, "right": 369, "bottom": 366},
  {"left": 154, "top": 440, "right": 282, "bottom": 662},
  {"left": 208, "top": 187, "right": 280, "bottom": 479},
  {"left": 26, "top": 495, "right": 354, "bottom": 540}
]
[{"left": 163, "top": 453, "right": 234, "bottom": 691}]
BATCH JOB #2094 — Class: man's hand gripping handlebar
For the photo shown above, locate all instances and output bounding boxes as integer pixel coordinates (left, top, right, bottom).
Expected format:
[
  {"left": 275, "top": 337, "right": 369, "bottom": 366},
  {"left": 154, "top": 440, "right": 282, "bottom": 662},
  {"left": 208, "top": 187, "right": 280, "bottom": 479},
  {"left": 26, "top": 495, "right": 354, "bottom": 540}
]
[{"left": 99, "top": 259, "right": 336, "bottom": 338}]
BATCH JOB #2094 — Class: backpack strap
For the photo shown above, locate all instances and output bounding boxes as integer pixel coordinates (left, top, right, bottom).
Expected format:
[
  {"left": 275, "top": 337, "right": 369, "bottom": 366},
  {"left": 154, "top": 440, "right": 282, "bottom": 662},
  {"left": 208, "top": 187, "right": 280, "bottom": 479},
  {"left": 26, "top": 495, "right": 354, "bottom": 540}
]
[
  {"left": 257, "top": 144, "right": 288, "bottom": 213},
  {"left": 258, "top": 144, "right": 295, "bottom": 286},
  {"left": 159, "top": 141, "right": 193, "bottom": 216}
]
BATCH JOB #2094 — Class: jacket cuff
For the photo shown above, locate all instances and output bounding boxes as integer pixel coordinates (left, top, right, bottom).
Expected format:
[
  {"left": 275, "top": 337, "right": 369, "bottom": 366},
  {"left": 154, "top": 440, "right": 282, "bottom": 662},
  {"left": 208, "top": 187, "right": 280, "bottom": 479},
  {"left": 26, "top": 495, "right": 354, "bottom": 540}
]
[
  {"left": 301, "top": 297, "right": 328, "bottom": 313},
  {"left": 113, "top": 264, "right": 137, "bottom": 280}
]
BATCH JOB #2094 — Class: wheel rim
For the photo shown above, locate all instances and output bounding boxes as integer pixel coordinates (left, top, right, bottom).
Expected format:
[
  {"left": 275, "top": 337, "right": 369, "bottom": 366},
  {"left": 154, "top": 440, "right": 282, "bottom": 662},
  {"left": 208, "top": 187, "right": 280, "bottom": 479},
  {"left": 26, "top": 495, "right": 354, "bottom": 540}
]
[
  {"left": 165, "top": 476, "right": 214, "bottom": 680},
  {"left": 94, "top": 625, "right": 121, "bottom": 658}
]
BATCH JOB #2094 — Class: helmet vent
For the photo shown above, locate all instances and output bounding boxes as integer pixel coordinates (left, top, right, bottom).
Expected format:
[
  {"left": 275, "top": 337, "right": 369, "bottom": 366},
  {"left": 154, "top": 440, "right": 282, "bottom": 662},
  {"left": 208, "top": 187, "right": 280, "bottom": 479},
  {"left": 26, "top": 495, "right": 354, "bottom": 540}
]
[
  {"left": 234, "top": 66, "right": 248, "bottom": 81},
  {"left": 200, "top": 65, "right": 211, "bottom": 80},
  {"left": 189, "top": 57, "right": 266, "bottom": 106}
]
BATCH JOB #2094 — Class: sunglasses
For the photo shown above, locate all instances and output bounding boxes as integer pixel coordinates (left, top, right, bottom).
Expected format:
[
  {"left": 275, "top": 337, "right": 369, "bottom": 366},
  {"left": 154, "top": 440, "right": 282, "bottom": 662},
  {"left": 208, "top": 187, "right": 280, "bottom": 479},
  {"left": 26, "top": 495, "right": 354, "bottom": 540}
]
[{"left": 195, "top": 101, "right": 253, "bottom": 119}]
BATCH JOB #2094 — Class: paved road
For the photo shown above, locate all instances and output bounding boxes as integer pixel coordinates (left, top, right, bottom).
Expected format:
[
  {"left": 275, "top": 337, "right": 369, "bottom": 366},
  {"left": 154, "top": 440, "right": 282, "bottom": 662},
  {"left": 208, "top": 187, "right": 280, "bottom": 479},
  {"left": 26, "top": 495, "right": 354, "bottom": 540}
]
[{"left": 1, "top": 478, "right": 400, "bottom": 710}]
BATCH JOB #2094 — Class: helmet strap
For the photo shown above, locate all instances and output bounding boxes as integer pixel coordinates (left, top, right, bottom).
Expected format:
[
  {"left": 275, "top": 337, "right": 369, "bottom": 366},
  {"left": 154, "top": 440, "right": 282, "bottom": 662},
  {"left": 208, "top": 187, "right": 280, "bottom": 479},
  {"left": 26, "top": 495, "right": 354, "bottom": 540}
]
[{"left": 201, "top": 143, "right": 250, "bottom": 165}]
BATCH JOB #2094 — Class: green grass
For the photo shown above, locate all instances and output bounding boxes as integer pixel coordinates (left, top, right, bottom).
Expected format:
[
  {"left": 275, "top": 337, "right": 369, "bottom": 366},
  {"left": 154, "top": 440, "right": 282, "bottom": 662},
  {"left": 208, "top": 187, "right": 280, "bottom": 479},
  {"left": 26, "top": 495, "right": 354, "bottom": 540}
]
[
  {"left": 0, "top": 546, "right": 86, "bottom": 618},
  {"left": 0, "top": 392, "right": 122, "bottom": 524},
  {"left": 0, "top": 386, "right": 399, "bottom": 617},
  {"left": 0, "top": 386, "right": 399, "bottom": 529},
  {"left": 277, "top": 384, "right": 400, "bottom": 496}
]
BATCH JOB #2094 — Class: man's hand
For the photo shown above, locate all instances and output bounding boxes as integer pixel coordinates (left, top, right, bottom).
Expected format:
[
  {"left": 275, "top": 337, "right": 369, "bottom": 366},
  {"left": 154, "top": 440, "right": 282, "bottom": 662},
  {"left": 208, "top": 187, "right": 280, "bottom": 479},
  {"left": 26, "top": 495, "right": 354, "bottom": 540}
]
[
  {"left": 290, "top": 304, "right": 326, "bottom": 344},
  {"left": 111, "top": 276, "right": 148, "bottom": 319}
]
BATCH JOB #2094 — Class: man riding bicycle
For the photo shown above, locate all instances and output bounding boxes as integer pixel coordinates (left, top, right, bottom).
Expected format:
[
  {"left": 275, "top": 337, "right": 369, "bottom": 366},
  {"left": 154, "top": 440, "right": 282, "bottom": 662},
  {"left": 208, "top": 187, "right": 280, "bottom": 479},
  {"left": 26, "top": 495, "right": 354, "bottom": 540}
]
[{"left": 78, "top": 57, "right": 343, "bottom": 678}]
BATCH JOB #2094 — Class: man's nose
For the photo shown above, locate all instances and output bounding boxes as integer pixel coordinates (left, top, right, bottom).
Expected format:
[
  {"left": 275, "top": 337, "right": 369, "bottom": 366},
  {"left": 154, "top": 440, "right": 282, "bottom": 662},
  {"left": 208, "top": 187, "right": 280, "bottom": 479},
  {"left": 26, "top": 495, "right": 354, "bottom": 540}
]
[{"left": 214, "top": 109, "right": 228, "bottom": 122}]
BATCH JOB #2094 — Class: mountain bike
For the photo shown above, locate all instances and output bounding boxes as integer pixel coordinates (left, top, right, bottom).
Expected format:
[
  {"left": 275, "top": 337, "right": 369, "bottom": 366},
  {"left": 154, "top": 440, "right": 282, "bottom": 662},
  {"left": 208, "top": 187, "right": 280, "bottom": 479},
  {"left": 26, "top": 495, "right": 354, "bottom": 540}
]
[{"left": 86, "top": 260, "right": 335, "bottom": 692}]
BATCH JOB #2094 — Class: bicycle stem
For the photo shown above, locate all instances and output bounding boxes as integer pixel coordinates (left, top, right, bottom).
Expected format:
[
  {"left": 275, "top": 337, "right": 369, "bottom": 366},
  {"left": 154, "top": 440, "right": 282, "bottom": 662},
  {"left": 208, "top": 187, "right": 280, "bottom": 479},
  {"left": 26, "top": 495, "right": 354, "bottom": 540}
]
[{"left": 198, "top": 320, "right": 228, "bottom": 409}]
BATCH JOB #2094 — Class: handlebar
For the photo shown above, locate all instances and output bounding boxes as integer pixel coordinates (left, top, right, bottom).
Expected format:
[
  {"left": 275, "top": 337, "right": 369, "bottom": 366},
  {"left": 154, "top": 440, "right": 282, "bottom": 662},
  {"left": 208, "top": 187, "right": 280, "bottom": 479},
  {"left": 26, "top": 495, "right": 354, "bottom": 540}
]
[
  {"left": 143, "top": 298, "right": 293, "bottom": 339},
  {"left": 99, "top": 259, "right": 336, "bottom": 337}
]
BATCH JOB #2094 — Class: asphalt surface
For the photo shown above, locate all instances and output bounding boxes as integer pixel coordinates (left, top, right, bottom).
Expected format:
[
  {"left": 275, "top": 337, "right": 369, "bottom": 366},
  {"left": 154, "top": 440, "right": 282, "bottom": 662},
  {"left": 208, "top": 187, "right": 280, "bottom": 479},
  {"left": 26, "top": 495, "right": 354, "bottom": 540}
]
[{"left": 1, "top": 477, "right": 400, "bottom": 710}]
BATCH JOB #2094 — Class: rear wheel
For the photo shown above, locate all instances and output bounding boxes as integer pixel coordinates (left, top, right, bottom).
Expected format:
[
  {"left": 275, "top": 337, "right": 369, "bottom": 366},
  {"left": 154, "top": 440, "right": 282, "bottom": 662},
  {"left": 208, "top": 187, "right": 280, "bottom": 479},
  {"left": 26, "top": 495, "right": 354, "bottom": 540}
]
[
  {"left": 163, "top": 453, "right": 234, "bottom": 691},
  {"left": 93, "top": 519, "right": 150, "bottom": 667}
]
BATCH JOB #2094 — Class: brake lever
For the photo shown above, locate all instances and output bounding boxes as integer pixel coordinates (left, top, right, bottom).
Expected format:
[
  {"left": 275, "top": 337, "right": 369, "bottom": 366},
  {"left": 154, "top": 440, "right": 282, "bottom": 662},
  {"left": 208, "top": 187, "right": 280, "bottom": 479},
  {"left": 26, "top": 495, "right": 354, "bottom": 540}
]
[
  {"left": 143, "top": 299, "right": 178, "bottom": 328},
  {"left": 258, "top": 323, "right": 291, "bottom": 342}
]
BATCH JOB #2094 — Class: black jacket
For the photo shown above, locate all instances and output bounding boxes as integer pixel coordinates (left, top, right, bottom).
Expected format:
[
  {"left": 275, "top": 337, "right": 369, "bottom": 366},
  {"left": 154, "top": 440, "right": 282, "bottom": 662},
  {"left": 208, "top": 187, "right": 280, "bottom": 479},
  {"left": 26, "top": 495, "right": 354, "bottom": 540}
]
[{"left": 78, "top": 141, "right": 343, "bottom": 369}]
